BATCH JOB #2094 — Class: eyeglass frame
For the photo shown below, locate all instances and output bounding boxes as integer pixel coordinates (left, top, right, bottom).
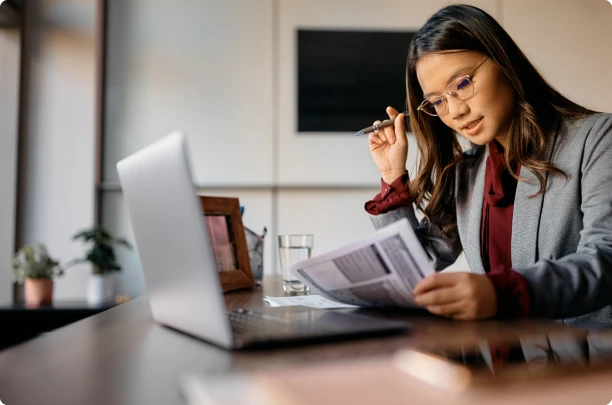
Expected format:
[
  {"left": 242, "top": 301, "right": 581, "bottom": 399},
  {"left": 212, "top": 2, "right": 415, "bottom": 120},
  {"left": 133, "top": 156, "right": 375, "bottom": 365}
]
[{"left": 417, "top": 56, "right": 490, "bottom": 117}]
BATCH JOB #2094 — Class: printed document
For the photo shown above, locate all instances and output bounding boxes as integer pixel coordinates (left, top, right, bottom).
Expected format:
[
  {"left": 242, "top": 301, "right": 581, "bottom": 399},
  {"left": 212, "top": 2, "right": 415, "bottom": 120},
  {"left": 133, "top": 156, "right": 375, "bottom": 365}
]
[
  {"left": 263, "top": 295, "right": 359, "bottom": 309},
  {"left": 291, "top": 218, "right": 435, "bottom": 308}
]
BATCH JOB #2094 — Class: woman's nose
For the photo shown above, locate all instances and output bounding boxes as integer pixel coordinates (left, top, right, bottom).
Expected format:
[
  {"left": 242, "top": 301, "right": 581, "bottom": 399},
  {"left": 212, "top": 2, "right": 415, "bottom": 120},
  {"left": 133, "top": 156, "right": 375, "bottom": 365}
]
[{"left": 446, "top": 95, "right": 469, "bottom": 120}]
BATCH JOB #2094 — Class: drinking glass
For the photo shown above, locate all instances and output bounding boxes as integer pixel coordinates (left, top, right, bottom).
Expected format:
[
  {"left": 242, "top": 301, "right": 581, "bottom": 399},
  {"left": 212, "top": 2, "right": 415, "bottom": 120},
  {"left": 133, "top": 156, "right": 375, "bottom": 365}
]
[{"left": 277, "top": 234, "right": 313, "bottom": 293}]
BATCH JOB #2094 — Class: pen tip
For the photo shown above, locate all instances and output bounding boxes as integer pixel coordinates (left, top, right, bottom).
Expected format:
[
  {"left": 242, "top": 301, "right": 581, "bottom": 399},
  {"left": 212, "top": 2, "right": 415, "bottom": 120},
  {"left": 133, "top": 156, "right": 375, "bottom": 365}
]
[{"left": 353, "top": 131, "right": 365, "bottom": 137}]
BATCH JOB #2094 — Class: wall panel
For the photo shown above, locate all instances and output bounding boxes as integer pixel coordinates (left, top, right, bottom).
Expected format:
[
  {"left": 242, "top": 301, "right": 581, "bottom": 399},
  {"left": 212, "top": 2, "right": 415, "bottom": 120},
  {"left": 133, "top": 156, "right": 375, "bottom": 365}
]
[{"left": 104, "top": 0, "right": 275, "bottom": 187}]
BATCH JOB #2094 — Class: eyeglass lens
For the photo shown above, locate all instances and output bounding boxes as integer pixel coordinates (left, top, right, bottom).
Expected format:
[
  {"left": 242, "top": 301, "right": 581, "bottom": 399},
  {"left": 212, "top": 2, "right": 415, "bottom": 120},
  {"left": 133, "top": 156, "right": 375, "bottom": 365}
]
[{"left": 420, "top": 76, "right": 474, "bottom": 116}]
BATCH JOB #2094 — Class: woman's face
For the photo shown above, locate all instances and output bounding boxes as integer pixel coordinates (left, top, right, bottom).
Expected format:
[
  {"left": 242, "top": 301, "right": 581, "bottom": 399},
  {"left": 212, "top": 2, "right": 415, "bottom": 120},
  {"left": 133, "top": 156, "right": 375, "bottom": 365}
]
[{"left": 415, "top": 51, "right": 516, "bottom": 147}]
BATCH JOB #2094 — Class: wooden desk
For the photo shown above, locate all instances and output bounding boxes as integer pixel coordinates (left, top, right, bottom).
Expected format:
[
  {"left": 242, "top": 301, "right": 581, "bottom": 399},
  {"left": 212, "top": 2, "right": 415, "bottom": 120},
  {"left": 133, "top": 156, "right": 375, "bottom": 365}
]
[{"left": 0, "top": 277, "right": 600, "bottom": 405}]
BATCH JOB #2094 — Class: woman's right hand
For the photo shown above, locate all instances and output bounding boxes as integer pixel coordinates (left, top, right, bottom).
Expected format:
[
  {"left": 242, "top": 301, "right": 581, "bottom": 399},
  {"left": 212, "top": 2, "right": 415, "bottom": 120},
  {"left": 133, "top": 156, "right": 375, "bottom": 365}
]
[{"left": 369, "top": 106, "right": 408, "bottom": 184}]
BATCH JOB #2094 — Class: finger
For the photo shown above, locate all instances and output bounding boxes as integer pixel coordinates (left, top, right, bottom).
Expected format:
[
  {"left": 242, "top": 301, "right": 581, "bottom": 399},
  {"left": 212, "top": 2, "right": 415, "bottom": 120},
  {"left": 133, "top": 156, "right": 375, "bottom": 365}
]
[
  {"left": 368, "top": 132, "right": 382, "bottom": 146},
  {"left": 386, "top": 106, "right": 399, "bottom": 118},
  {"left": 373, "top": 120, "right": 386, "bottom": 143},
  {"left": 386, "top": 106, "right": 407, "bottom": 146},
  {"left": 414, "top": 285, "right": 463, "bottom": 307},
  {"left": 394, "top": 113, "right": 407, "bottom": 145},
  {"left": 425, "top": 300, "right": 467, "bottom": 319},
  {"left": 383, "top": 126, "right": 395, "bottom": 145},
  {"left": 381, "top": 119, "right": 392, "bottom": 143},
  {"left": 383, "top": 120, "right": 396, "bottom": 145},
  {"left": 413, "top": 273, "right": 468, "bottom": 295},
  {"left": 384, "top": 107, "right": 399, "bottom": 144}
]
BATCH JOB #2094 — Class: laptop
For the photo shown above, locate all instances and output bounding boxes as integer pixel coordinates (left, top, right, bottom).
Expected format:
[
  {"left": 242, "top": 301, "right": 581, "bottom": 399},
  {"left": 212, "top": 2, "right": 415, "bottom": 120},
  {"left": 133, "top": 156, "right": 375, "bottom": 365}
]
[{"left": 116, "top": 131, "right": 410, "bottom": 350}]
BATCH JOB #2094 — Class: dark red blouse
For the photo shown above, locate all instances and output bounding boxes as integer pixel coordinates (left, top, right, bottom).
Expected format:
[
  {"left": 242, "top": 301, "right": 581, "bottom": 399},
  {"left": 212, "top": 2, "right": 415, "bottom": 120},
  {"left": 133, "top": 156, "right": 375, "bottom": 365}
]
[
  {"left": 481, "top": 140, "right": 531, "bottom": 318},
  {"left": 365, "top": 141, "right": 532, "bottom": 318}
]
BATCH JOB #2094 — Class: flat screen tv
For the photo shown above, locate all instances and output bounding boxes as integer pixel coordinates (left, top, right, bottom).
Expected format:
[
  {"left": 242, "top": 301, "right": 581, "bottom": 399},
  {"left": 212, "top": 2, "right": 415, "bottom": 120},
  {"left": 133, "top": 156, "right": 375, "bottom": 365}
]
[{"left": 297, "top": 29, "right": 415, "bottom": 133}]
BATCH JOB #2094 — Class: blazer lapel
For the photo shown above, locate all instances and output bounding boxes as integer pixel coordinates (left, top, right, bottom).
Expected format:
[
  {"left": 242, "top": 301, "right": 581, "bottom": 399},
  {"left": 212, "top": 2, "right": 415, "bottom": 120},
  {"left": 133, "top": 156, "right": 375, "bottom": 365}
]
[
  {"left": 458, "top": 145, "right": 488, "bottom": 275},
  {"left": 511, "top": 121, "right": 561, "bottom": 269}
]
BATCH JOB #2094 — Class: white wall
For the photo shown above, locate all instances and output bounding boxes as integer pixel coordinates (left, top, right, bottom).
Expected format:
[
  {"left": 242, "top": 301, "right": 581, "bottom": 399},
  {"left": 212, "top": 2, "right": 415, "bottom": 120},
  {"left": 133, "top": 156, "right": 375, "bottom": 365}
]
[
  {"left": 20, "top": 0, "right": 98, "bottom": 300},
  {"left": 101, "top": 0, "right": 612, "bottom": 297},
  {"left": 102, "top": 0, "right": 277, "bottom": 297},
  {"left": 103, "top": 0, "right": 275, "bottom": 187},
  {"left": 21, "top": 0, "right": 611, "bottom": 299},
  {"left": 0, "top": 26, "right": 20, "bottom": 304},
  {"left": 503, "top": 0, "right": 612, "bottom": 113},
  {"left": 99, "top": 0, "right": 491, "bottom": 295}
]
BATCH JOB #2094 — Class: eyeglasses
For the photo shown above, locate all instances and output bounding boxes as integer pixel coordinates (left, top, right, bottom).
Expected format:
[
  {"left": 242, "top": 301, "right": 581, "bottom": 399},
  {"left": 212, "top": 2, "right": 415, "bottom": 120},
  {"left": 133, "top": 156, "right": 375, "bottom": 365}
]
[{"left": 417, "top": 57, "right": 489, "bottom": 117}]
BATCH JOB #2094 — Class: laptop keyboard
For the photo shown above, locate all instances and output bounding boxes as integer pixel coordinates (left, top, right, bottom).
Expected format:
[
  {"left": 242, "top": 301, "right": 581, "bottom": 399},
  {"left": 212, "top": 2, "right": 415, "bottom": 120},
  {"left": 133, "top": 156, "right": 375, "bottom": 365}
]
[
  {"left": 226, "top": 308, "right": 410, "bottom": 348},
  {"left": 227, "top": 308, "right": 311, "bottom": 339}
]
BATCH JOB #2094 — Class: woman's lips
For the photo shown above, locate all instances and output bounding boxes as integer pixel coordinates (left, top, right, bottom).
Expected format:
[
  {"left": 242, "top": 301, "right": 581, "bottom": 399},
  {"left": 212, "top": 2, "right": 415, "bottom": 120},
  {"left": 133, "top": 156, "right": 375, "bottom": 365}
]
[{"left": 462, "top": 117, "right": 483, "bottom": 136}]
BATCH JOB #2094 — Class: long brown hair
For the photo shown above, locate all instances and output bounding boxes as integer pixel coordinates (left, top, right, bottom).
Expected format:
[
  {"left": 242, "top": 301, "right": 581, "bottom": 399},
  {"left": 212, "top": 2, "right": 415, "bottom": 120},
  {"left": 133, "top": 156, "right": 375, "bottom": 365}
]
[{"left": 406, "top": 4, "right": 596, "bottom": 233}]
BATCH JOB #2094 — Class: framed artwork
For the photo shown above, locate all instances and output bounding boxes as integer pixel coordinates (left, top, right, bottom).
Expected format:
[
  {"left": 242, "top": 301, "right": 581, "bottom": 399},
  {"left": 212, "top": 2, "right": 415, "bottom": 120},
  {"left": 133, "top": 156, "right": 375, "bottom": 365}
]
[{"left": 199, "top": 196, "right": 255, "bottom": 292}]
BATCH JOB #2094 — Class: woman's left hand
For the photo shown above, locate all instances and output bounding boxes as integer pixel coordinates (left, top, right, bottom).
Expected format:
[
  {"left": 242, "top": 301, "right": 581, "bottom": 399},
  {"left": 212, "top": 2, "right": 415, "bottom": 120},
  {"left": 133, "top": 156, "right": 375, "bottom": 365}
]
[{"left": 413, "top": 272, "right": 498, "bottom": 321}]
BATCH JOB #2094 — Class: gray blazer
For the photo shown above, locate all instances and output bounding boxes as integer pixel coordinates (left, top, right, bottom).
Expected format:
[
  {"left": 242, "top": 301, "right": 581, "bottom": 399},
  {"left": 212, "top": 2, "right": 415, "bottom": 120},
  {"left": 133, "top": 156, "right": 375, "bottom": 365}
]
[{"left": 369, "top": 113, "right": 612, "bottom": 329}]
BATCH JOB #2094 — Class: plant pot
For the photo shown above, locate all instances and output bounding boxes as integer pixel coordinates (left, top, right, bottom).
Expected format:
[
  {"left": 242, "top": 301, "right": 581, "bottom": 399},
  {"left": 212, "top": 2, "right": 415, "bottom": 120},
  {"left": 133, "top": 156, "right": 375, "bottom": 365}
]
[
  {"left": 87, "top": 273, "right": 115, "bottom": 305},
  {"left": 24, "top": 278, "right": 54, "bottom": 307}
]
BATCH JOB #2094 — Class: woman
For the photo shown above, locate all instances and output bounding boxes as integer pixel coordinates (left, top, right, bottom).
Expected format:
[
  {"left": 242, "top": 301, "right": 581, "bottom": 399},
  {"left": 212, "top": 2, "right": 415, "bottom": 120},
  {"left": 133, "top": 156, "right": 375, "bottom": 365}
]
[{"left": 365, "top": 4, "right": 612, "bottom": 327}]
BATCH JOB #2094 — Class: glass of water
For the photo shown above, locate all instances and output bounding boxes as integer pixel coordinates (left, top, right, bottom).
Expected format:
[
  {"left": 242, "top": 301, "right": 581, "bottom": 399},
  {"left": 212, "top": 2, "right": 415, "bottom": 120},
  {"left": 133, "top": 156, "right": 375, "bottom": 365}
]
[{"left": 277, "top": 234, "right": 313, "bottom": 293}]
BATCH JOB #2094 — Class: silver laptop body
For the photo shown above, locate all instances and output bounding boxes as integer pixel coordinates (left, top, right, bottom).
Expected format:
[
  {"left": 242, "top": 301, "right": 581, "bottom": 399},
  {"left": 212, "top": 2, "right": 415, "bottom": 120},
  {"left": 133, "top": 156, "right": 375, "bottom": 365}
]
[{"left": 117, "top": 131, "right": 234, "bottom": 348}]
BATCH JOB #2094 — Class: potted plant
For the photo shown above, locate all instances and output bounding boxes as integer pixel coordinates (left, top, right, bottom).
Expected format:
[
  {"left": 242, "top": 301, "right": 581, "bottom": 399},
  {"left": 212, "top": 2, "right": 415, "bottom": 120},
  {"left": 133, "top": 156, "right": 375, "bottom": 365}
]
[
  {"left": 11, "top": 243, "right": 64, "bottom": 307},
  {"left": 67, "top": 225, "right": 132, "bottom": 305}
]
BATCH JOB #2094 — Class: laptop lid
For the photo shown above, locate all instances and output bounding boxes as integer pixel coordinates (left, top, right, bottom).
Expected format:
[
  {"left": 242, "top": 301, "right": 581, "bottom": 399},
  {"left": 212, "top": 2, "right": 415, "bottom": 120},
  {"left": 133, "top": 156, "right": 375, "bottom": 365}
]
[{"left": 116, "top": 131, "right": 235, "bottom": 349}]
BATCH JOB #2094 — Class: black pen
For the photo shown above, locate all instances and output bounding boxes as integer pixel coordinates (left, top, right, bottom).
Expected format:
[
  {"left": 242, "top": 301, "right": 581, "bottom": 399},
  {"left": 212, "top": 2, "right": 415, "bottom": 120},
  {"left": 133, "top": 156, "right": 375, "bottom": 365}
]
[{"left": 353, "top": 111, "right": 409, "bottom": 136}]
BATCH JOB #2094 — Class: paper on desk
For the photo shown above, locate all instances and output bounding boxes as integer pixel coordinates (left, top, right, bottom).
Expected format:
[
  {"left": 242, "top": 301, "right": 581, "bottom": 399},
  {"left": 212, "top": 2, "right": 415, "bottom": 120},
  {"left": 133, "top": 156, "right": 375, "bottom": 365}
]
[
  {"left": 263, "top": 295, "right": 359, "bottom": 309},
  {"left": 289, "top": 218, "right": 436, "bottom": 309}
]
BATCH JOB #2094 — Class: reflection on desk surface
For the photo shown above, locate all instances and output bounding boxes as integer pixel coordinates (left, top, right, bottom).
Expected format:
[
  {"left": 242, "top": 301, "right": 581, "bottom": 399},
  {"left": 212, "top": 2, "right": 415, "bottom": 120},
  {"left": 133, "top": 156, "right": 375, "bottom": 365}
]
[
  {"left": 181, "top": 329, "right": 612, "bottom": 405},
  {"left": 420, "top": 328, "right": 612, "bottom": 378}
]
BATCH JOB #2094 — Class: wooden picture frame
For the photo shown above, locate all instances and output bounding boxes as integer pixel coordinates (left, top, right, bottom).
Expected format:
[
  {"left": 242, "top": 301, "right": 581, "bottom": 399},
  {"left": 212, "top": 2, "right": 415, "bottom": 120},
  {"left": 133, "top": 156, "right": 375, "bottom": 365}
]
[{"left": 198, "top": 196, "right": 255, "bottom": 292}]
